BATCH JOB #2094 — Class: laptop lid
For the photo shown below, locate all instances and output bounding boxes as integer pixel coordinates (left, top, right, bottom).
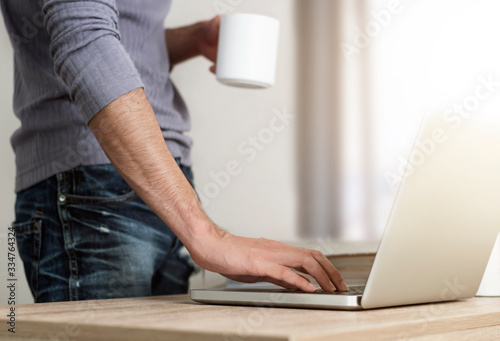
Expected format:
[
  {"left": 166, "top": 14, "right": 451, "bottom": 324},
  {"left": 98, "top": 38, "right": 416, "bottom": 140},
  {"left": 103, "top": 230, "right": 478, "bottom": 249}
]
[{"left": 361, "top": 111, "right": 500, "bottom": 309}]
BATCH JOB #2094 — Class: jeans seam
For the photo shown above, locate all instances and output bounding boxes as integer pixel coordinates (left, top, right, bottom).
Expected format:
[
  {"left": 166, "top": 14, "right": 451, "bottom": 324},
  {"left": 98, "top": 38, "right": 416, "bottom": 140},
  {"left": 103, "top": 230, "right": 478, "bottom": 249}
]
[
  {"left": 57, "top": 172, "right": 79, "bottom": 301},
  {"left": 33, "top": 218, "right": 42, "bottom": 303},
  {"left": 65, "top": 201, "right": 79, "bottom": 301},
  {"left": 65, "top": 191, "right": 137, "bottom": 205}
]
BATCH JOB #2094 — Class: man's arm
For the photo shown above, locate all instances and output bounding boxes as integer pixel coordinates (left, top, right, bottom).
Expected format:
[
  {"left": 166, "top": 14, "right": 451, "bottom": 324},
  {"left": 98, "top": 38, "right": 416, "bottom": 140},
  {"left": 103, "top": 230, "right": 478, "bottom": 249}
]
[
  {"left": 43, "top": 0, "right": 347, "bottom": 292},
  {"left": 43, "top": 0, "right": 144, "bottom": 123},
  {"left": 89, "top": 88, "right": 348, "bottom": 293}
]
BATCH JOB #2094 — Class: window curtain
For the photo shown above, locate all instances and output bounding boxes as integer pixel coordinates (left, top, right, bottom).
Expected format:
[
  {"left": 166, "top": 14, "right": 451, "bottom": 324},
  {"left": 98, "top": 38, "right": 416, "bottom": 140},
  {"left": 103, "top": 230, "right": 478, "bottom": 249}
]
[{"left": 296, "top": 0, "right": 377, "bottom": 241}]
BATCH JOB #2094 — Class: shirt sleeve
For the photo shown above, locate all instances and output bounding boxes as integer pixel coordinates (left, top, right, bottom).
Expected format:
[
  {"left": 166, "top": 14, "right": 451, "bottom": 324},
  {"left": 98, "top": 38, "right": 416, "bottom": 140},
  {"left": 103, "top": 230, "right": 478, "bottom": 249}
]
[{"left": 43, "top": 0, "right": 145, "bottom": 124}]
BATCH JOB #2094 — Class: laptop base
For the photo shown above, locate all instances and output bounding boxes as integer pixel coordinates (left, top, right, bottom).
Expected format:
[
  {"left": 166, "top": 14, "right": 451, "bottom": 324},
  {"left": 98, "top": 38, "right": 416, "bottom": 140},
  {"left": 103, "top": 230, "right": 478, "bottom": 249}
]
[{"left": 190, "top": 288, "right": 364, "bottom": 311}]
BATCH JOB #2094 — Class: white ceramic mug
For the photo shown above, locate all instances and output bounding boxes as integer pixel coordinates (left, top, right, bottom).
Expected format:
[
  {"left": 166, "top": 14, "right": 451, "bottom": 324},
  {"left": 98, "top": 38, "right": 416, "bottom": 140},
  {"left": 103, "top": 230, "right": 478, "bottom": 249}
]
[
  {"left": 476, "top": 233, "right": 500, "bottom": 296},
  {"left": 216, "top": 13, "right": 280, "bottom": 89}
]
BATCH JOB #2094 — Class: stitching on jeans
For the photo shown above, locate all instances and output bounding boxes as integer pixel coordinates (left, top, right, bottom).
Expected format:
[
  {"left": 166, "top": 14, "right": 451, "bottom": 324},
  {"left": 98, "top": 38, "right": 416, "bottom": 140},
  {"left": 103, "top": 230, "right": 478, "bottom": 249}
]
[
  {"left": 63, "top": 172, "right": 74, "bottom": 300},
  {"left": 65, "top": 172, "right": 79, "bottom": 301},
  {"left": 34, "top": 218, "right": 42, "bottom": 303},
  {"left": 58, "top": 172, "right": 78, "bottom": 301},
  {"left": 65, "top": 191, "right": 137, "bottom": 205},
  {"left": 65, "top": 202, "right": 79, "bottom": 301}
]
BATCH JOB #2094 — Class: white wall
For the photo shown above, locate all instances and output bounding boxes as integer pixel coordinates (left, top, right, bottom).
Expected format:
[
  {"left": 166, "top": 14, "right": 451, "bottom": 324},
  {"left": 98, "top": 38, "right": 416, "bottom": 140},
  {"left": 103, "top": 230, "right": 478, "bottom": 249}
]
[
  {"left": 0, "top": 1, "right": 300, "bottom": 303},
  {"left": 167, "top": 0, "right": 299, "bottom": 240}
]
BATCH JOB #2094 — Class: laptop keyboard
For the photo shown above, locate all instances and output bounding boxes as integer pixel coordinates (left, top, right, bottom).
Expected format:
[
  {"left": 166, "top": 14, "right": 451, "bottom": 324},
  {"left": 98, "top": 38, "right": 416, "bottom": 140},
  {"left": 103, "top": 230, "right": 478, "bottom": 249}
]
[
  {"left": 318, "top": 285, "right": 365, "bottom": 295},
  {"left": 280, "top": 285, "right": 365, "bottom": 295}
]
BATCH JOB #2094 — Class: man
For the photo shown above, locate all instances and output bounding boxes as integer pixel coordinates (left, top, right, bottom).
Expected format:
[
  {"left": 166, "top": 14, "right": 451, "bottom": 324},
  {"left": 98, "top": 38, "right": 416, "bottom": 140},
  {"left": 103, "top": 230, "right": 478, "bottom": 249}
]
[{"left": 1, "top": 0, "right": 347, "bottom": 303}]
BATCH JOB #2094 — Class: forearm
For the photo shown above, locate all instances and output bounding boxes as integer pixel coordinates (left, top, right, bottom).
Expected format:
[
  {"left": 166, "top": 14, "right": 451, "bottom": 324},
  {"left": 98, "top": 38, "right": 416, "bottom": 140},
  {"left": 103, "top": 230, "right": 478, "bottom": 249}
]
[
  {"left": 165, "top": 23, "right": 203, "bottom": 67},
  {"left": 88, "top": 88, "right": 221, "bottom": 251}
]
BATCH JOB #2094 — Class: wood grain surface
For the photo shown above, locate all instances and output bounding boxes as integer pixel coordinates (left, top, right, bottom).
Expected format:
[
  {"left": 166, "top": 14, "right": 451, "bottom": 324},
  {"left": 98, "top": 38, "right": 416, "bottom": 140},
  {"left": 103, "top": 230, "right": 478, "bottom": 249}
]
[{"left": 1, "top": 295, "right": 499, "bottom": 340}]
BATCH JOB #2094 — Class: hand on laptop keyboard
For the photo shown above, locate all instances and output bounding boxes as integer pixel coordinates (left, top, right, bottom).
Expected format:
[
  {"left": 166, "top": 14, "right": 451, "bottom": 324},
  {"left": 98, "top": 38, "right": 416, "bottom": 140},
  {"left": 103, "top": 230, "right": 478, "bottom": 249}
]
[
  {"left": 188, "top": 230, "right": 349, "bottom": 293},
  {"left": 317, "top": 286, "right": 364, "bottom": 295},
  {"left": 273, "top": 285, "right": 364, "bottom": 295}
]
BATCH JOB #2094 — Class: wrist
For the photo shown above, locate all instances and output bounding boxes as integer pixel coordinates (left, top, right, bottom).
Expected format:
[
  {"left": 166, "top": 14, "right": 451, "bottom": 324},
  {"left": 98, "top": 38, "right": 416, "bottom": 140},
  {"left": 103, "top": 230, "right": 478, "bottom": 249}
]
[{"left": 182, "top": 216, "right": 228, "bottom": 268}]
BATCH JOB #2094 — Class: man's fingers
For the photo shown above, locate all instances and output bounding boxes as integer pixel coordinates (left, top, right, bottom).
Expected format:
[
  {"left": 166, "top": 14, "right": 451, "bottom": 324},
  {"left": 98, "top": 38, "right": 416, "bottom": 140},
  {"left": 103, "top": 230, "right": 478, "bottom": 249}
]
[
  {"left": 262, "top": 277, "right": 299, "bottom": 290},
  {"left": 211, "top": 236, "right": 347, "bottom": 293},
  {"left": 207, "top": 15, "right": 220, "bottom": 44},
  {"left": 300, "top": 255, "right": 336, "bottom": 292},
  {"left": 211, "top": 15, "right": 221, "bottom": 26},
  {"left": 222, "top": 273, "right": 311, "bottom": 291},
  {"left": 263, "top": 272, "right": 312, "bottom": 290},
  {"left": 311, "top": 251, "right": 348, "bottom": 291},
  {"left": 265, "top": 264, "right": 317, "bottom": 292}
]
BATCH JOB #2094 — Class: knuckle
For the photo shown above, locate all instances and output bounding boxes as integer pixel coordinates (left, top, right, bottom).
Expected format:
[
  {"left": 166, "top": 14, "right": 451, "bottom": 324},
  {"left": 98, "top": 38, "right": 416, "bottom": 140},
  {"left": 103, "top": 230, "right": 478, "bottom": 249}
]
[
  {"left": 256, "top": 237, "right": 270, "bottom": 245},
  {"left": 248, "top": 262, "right": 262, "bottom": 276},
  {"left": 250, "top": 249, "right": 264, "bottom": 262},
  {"left": 279, "top": 267, "right": 294, "bottom": 281},
  {"left": 301, "top": 250, "right": 312, "bottom": 260},
  {"left": 312, "top": 250, "right": 324, "bottom": 258},
  {"left": 303, "top": 255, "right": 317, "bottom": 268},
  {"left": 332, "top": 270, "right": 343, "bottom": 280}
]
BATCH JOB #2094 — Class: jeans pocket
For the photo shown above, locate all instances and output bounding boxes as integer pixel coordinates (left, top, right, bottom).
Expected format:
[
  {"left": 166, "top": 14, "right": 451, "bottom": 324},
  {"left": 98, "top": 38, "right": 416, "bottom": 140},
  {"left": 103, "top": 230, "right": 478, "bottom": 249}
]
[
  {"left": 65, "top": 165, "right": 137, "bottom": 206},
  {"left": 12, "top": 217, "right": 43, "bottom": 302},
  {"left": 66, "top": 190, "right": 137, "bottom": 206}
]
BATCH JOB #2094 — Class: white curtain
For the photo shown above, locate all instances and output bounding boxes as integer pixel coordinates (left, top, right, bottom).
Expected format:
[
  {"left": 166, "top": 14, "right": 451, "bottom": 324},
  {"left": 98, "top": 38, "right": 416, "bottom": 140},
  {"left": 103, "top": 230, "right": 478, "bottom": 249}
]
[
  {"left": 296, "top": 0, "right": 376, "bottom": 241},
  {"left": 296, "top": 0, "right": 500, "bottom": 241}
]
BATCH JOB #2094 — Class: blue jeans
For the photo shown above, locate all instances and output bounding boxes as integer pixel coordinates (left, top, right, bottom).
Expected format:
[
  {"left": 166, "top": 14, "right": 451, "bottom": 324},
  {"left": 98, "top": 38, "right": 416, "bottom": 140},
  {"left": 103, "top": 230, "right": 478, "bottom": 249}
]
[{"left": 13, "top": 159, "right": 196, "bottom": 303}]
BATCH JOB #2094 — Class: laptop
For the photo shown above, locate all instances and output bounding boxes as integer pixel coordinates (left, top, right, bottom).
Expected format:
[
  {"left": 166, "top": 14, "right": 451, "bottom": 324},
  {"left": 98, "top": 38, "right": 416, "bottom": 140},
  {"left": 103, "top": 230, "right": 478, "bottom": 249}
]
[{"left": 190, "top": 111, "right": 500, "bottom": 310}]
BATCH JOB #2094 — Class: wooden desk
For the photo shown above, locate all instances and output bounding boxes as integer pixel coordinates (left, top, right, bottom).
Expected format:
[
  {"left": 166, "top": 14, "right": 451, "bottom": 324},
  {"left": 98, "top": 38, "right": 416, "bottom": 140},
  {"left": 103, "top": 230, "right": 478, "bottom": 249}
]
[{"left": 1, "top": 295, "right": 499, "bottom": 340}]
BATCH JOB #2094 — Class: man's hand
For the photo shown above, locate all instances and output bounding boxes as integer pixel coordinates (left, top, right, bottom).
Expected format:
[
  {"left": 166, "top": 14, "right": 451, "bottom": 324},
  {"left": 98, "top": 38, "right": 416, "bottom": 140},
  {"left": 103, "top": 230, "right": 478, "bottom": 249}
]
[
  {"left": 189, "top": 225, "right": 348, "bottom": 293},
  {"left": 197, "top": 16, "right": 220, "bottom": 73},
  {"left": 165, "top": 16, "right": 220, "bottom": 72}
]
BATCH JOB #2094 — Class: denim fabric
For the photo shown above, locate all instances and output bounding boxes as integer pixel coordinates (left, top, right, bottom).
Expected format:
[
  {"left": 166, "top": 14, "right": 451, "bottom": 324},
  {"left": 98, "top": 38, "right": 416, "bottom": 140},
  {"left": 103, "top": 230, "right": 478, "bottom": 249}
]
[{"left": 12, "top": 159, "right": 195, "bottom": 303}]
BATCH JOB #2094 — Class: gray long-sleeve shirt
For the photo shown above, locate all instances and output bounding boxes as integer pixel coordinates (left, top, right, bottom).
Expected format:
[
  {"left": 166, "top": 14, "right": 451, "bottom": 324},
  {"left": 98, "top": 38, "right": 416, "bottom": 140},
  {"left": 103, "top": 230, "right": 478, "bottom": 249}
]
[{"left": 1, "top": 0, "right": 192, "bottom": 192}]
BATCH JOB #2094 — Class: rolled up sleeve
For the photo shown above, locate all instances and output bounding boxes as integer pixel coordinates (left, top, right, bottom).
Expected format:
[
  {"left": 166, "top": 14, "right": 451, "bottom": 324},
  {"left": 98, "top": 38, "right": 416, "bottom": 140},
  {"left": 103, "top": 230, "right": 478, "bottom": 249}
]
[{"left": 43, "top": 0, "right": 144, "bottom": 123}]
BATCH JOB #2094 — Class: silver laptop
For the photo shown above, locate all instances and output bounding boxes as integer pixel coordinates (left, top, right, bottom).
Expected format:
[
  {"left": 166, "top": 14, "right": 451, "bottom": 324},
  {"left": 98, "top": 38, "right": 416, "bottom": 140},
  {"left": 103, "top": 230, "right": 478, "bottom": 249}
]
[{"left": 190, "top": 111, "right": 500, "bottom": 310}]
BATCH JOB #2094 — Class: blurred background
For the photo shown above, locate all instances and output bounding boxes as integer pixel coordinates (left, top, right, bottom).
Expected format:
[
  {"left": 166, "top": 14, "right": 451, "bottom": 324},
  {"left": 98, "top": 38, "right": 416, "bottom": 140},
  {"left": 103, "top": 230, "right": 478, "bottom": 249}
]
[{"left": 1, "top": 0, "right": 500, "bottom": 303}]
